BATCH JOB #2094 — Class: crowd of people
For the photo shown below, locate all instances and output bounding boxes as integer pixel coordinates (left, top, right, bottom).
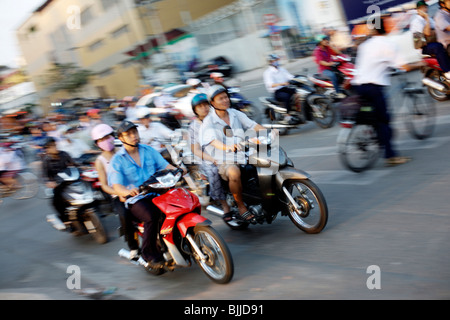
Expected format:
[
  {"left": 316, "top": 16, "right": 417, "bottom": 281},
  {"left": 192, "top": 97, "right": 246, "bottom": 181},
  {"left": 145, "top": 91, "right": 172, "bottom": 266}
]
[{"left": 2, "top": 0, "right": 449, "bottom": 266}]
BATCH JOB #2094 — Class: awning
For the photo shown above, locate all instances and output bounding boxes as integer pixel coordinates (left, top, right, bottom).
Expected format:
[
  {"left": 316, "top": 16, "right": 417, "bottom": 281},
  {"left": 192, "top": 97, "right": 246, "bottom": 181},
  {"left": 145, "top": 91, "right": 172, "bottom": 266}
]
[{"left": 125, "top": 28, "right": 187, "bottom": 58}]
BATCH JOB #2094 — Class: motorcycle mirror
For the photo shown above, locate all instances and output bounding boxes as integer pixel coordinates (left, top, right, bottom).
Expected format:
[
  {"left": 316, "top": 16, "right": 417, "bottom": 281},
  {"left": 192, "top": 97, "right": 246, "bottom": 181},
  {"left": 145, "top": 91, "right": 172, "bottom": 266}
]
[{"left": 223, "top": 125, "right": 233, "bottom": 137}]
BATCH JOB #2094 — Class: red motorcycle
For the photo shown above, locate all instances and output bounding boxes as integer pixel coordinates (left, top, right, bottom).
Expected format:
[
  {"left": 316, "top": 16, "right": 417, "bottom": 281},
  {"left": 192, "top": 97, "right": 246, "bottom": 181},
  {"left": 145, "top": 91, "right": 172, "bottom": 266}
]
[
  {"left": 421, "top": 54, "right": 450, "bottom": 101},
  {"left": 308, "top": 55, "right": 355, "bottom": 101},
  {"left": 118, "top": 168, "right": 234, "bottom": 284}
]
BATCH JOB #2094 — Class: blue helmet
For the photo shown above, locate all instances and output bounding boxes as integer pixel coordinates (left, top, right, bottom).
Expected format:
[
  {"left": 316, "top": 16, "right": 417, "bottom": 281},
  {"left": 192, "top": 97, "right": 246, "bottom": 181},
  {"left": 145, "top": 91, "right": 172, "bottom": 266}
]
[{"left": 191, "top": 93, "right": 209, "bottom": 115}]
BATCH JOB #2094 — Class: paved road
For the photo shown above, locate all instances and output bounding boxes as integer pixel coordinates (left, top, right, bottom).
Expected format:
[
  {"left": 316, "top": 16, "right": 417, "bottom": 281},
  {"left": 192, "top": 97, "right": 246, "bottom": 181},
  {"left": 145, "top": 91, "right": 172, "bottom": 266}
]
[{"left": 0, "top": 66, "right": 449, "bottom": 301}]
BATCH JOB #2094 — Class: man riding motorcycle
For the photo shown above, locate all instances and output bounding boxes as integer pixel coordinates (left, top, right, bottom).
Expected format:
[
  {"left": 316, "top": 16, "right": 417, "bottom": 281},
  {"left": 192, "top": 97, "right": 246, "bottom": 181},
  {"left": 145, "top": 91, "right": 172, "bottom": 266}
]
[
  {"left": 313, "top": 34, "right": 346, "bottom": 99},
  {"left": 108, "top": 120, "right": 178, "bottom": 268},
  {"left": 263, "top": 53, "right": 304, "bottom": 124},
  {"left": 199, "top": 85, "right": 274, "bottom": 222},
  {"left": 41, "top": 137, "right": 77, "bottom": 223}
]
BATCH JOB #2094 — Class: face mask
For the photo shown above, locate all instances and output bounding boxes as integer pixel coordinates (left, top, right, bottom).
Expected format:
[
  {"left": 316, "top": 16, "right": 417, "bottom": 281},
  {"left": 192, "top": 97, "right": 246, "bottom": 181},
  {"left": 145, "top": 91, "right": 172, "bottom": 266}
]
[
  {"left": 97, "top": 136, "right": 115, "bottom": 151},
  {"left": 272, "top": 61, "right": 279, "bottom": 67}
]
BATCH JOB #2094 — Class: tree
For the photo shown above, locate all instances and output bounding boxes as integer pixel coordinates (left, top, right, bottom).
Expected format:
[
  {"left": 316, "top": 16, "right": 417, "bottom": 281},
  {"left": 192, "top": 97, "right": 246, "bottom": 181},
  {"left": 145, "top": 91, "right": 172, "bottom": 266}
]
[{"left": 45, "top": 63, "right": 94, "bottom": 95}]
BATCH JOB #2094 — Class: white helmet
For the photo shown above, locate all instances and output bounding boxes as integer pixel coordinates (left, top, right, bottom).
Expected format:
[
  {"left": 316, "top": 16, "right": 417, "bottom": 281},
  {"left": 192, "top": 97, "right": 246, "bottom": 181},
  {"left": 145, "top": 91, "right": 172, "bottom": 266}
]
[
  {"left": 91, "top": 123, "right": 114, "bottom": 141},
  {"left": 136, "top": 107, "right": 151, "bottom": 119},
  {"left": 186, "top": 78, "right": 201, "bottom": 86}
]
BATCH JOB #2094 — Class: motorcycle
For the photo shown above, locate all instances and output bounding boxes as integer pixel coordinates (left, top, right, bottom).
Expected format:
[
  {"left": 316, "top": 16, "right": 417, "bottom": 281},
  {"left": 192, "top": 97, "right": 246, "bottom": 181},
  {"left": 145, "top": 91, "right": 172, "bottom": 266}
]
[
  {"left": 153, "top": 132, "right": 211, "bottom": 207},
  {"left": 259, "top": 75, "right": 336, "bottom": 135},
  {"left": 46, "top": 167, "right": 108, "bottom": 244},
  {"left": 421, "top": 54, "right": 450, "bottom": 101},
  {"left": 228, "top": 86, "right": 261, "bottom": 122},
  {"left": 117, "top": 168, "right": 234, "bottom": 284},
  {"left": 206, "top": 129, "right": 328, "bottom": 233},
  {"left": 308, "top": 55, "right": 355, "bottom": 101}
]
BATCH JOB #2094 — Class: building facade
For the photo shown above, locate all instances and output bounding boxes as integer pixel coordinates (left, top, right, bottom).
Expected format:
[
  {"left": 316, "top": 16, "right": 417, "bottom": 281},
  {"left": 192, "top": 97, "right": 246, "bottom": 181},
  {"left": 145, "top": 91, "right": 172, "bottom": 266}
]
[{"left": 16, "top": 0, "right": 348, "bottom": 113}]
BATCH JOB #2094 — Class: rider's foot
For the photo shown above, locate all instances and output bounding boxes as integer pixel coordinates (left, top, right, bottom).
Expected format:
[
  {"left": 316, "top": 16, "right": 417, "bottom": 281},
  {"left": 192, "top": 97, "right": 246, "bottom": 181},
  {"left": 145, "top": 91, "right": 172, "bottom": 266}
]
[
  {"left": 385, "top": 156, "right": 412, "bottom": 167},
  {"left": 444, "top": 71, "right": 450, "bottom": 80},
  {"left": 129, "top": 249, "right": 139, "bottom": 261}
]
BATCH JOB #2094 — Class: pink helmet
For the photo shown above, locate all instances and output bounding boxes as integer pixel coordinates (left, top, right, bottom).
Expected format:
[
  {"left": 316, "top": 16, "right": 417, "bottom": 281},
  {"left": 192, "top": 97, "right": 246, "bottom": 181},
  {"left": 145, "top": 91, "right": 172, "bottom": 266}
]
[{"left": 91, "top": 123, "right": 114, "bottom": 141}]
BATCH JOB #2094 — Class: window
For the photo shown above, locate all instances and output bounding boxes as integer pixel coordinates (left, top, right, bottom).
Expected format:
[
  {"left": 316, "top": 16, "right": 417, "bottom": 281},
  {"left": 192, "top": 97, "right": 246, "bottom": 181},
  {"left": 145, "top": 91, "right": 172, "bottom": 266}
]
[
  {"left": 111, "top": 25, "right": 128, "bottom": 38},
  {"left": 89, "top": 39, "right": 104, "bottom": 51}
]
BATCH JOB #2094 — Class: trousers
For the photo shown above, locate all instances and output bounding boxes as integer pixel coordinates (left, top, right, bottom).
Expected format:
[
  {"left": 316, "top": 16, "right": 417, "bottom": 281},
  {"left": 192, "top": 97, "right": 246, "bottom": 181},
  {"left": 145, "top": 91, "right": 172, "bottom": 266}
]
[
  {"left": 354, "top": 83, "right": 396, "bottom": 159},
  {"left": 128, "top": 195, "right": 162, "bottom": 262}
]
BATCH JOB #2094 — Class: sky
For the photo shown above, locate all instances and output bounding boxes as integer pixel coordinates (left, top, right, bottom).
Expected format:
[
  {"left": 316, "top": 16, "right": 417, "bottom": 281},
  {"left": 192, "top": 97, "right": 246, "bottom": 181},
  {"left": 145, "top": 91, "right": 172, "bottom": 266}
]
[{"left": 0, "top": 0, "right": 46, "bottom": 68}]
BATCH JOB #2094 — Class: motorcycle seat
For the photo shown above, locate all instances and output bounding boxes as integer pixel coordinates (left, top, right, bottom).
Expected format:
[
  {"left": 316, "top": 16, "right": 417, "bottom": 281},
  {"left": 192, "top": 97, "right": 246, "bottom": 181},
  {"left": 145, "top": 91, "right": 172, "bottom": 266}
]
[
  {"left": 267, "top": 97, "right": 282, "bottom": 105},
  {"left": 313, "top": 73, "right": 332, "bottom": 81}
]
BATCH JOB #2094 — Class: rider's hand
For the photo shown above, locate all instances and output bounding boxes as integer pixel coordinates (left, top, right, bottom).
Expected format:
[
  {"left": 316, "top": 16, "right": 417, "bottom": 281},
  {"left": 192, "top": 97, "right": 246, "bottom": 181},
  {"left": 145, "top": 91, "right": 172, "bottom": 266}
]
[
  {"left": 128, "top": 188, "right": 140, "bottom": 197},
  {"left": 46, "top": 181, "right": 57, "bottom": 189}
]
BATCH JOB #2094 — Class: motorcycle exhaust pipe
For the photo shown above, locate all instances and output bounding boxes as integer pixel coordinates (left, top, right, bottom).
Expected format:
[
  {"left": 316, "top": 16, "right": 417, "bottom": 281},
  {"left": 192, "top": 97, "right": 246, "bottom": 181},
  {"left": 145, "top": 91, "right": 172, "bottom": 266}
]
[
  {"left": 206, "top": 205, "right": 224, "bottom": 217},
  {"left": 422, "top": 77, "right": 447, "bottom": 92},
  {"left": 46, "top": 214, "right": 66, "bottom": 231},
  {"left": 118, "top": 249, "right": 142, "bottom": 266},
  {"left": 261, "top": 123, "right": 297, "bottom": 129}
]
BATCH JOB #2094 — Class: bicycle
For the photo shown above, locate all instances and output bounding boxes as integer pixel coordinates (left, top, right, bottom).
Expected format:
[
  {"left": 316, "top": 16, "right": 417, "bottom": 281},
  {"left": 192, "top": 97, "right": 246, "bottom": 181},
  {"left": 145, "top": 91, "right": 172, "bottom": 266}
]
[
  {"left": 0, "top": 170, "right": 39, "bottom": 205},
  {"left": 337, "top": 70, "right": 436, "bottom": 173}
]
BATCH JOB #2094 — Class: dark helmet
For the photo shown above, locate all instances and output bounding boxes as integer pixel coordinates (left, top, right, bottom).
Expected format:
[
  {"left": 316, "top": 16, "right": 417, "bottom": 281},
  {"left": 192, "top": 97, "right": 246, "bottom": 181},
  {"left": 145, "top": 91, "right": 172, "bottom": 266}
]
[
  {"left": 191, "top": 93, "right": 209, "bottom": 115},
  {"left": 43, "top": 137, "right": 57, "bottom": 149},
  {"left": 208, "top": 85, "right": 228, "bottom": 102},
  {"left": 116, "top": 120, "right": 138, "bottom": 137}
]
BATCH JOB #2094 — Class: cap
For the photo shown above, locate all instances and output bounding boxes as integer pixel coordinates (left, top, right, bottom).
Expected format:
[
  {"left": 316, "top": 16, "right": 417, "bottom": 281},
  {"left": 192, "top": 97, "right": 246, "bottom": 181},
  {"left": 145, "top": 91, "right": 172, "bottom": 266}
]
[
  {"left": 116, "top": 120, "right": 138, "bottom": 136},
  {"left": 417, "top": 1, "right": 428, "bottom": 7}
]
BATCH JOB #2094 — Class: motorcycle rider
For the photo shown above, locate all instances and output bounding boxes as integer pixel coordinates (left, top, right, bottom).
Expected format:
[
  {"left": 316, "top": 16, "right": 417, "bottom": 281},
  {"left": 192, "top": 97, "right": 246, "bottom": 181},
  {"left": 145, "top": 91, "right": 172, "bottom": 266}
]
[
  {"left": 352, "top": 17, "right": 414, "bottom": 166},
  {"left": 41, "top": 137, "right": 77, "bottom": 223},
  {"left": 434, "top": 0, "right": 450, "bottom": 53},
  {"left": 108, "top": 120, "right": 178, "bottom": 268},
  {"left": 200, "top": 85, "right": 272, "bottom": 222},
  {"left": 313, "top": 34, "right": 346, "bottom": 99},
  {"left": 91, "top": 124, "right": 139, "bottom": 259},
  {"left": 411, "top": 1, "right": 450, "bottom": 80},
  {"left": 263, "top": 53, "right": 304, "bottom": 124},
  {"left": 136, "top": 107, "right": 173, "bottom": 161},
  {"left": 263, "top": 54, "right": 293, "bottom": 108},
  {"left": 189, "top": 93, "right": 231, "bottom": 221}
]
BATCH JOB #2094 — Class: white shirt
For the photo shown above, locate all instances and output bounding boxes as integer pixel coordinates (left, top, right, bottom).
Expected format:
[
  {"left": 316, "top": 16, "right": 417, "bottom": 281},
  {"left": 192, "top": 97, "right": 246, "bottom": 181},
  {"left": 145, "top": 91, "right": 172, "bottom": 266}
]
[
  {"left": 352, "top": 36, "right": 406, "bottom": 87},
  {"left": 199, "top": 107, "right": 257, "bottom": 164},
  {"left": 263, "top": 66, "right": 294, "bottom": 93},
  {"left": 137, "top": 122, "right": 173, "bottom": 153},
  {"left": 409, "top": 13, "right": 435, "bottom": 34}
]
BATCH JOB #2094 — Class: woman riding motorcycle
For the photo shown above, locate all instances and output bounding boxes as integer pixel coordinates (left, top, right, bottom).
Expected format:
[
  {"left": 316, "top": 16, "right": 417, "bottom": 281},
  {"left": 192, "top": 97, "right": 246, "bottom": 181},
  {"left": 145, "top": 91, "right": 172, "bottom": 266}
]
[{"left": 91, "top": 124, "right": 139, "bottom": 258}]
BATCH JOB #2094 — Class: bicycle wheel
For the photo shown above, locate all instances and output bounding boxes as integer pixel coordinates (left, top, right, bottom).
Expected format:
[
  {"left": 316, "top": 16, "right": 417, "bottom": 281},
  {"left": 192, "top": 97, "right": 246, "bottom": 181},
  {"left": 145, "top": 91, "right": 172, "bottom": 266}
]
[
  {"left": 340, "top": 124, "right": 380, "bottom": 172},
  {"left": 11, "top": 172, "right": 39, "bottom": 200},
  {"left": 403, "top": 92, "right": 436, "bottom": 140}
]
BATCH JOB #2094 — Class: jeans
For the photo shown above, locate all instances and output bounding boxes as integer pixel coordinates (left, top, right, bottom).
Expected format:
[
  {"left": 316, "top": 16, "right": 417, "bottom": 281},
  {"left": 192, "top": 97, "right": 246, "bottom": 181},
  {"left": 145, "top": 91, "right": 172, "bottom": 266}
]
[
  {"left": 354, "top": 84, "right": 396, "bottom": 159},
  {"left": 274, "top": 86, "right": 297, "bottom": 112},
  {"left": 423, "top": 42, "right": 450, "bottom": 73},
  {"left": 322, "top": 69, "right": 341, "bottom": 93}
]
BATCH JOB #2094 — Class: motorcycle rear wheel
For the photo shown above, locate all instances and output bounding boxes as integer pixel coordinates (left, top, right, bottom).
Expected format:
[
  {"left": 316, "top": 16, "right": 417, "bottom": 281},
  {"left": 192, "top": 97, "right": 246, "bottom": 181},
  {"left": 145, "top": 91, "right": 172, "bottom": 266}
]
[
  {"left": 284, "top": 179, "right": 328, "bottom": 234},
  {"left": 85, "top": 208, "right": 108, "bottom": 244},
  {"left": 192, "top": 225, "right": 234, "bottom": 284},
  {"left": 312, "top": 98, "right": 336, "bottom": 129}
]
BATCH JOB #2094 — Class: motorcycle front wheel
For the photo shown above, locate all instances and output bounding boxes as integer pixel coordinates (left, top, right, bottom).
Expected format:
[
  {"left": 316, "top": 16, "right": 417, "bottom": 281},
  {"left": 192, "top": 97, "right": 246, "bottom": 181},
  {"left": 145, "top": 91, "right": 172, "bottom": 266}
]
[
  {"left": 191, "top": 225, "right": 234, "bottom": 284},
  {"left": 284, "top": 179, "right": 328, "bottom": 234}
]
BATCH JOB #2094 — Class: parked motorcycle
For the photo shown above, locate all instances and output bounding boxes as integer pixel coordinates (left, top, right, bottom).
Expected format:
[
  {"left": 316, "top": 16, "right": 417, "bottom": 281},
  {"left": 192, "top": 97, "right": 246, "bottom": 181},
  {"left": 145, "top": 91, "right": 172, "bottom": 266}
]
[
  {"left": 46, "top": 167, "right": 108, "bottom": 244},
  {"left": 308, "top": 54, "right": 355, "bottom": 101},
  {"left": 206, "top": 130, "right": 328, "bottom": 233},
  {"left": 259, "top": 75, "right": 336, "bottom": 134},
  {"left": 421, "top": 54, "right": 450, "bottom": 101},
  {"left": 118, "top": 168, "right": 234, "bottom": 284}
]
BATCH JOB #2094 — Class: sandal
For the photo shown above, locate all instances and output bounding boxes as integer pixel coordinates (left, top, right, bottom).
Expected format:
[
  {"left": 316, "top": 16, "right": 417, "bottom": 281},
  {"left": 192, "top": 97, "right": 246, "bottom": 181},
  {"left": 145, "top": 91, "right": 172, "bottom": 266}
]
[
  {"left": 222, "top": 212, "right": 233, "bottom": 222},
  {"left": 385, "top": 156, "right": 412, "bottom": 167},
  {"left": 238, "top": 210, "right": 255, "bottom": 223}
]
